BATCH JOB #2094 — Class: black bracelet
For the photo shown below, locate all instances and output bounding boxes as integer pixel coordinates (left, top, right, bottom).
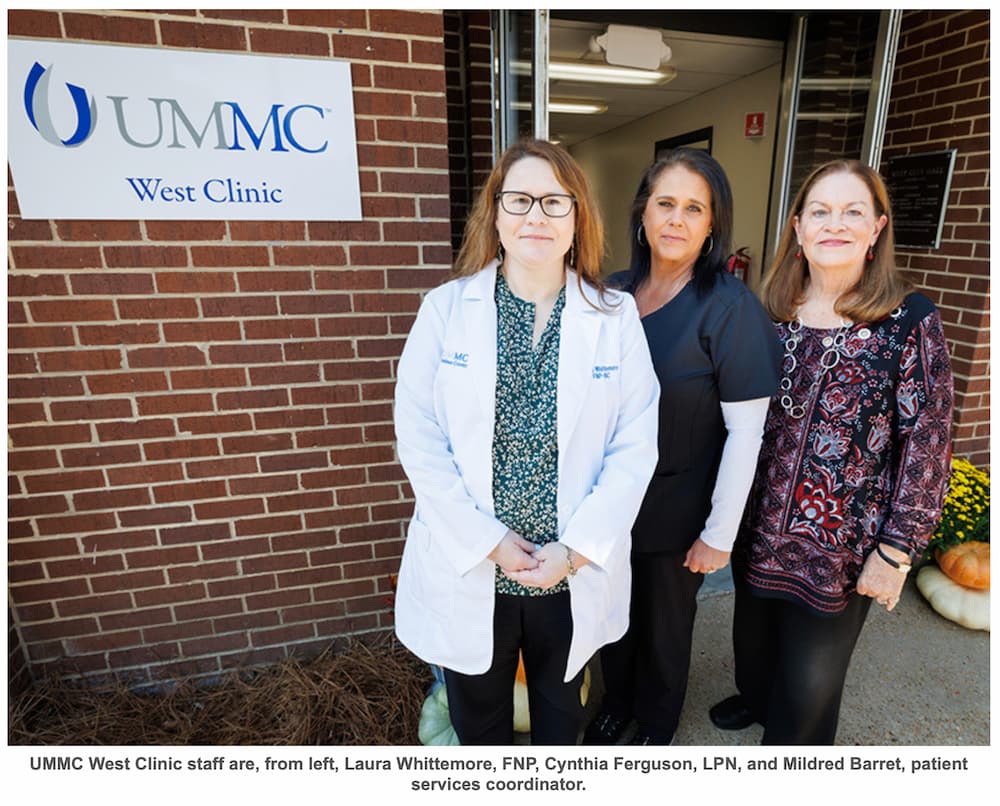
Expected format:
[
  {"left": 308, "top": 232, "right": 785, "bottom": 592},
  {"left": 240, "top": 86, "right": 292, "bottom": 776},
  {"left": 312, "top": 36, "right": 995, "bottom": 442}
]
[{"left": 875, "top": 543, "right": 902, "bottom": 569}]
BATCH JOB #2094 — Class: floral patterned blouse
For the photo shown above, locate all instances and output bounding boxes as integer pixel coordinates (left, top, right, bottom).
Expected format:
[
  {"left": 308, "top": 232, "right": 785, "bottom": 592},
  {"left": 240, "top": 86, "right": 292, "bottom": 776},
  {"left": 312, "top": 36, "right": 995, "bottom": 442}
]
[
  {"left": 492, "top": 272, "right": 567, "bottom": 597},
  {"left": 735, "top": 293, "right": 954, "bottom": 615}
]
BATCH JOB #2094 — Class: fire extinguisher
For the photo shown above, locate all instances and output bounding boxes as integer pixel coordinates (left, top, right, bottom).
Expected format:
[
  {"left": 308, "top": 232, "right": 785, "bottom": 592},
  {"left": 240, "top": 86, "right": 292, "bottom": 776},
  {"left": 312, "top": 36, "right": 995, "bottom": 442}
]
[{"left": 727, "top": 246, "right": 750, "bottom": 282}]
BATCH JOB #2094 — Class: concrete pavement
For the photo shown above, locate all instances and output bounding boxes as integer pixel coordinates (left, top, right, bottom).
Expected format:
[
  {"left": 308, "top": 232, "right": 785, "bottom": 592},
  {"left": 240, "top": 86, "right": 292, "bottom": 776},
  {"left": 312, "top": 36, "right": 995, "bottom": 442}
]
[{"left": 583, "top": 565, "right": 990, "bottom": 746}]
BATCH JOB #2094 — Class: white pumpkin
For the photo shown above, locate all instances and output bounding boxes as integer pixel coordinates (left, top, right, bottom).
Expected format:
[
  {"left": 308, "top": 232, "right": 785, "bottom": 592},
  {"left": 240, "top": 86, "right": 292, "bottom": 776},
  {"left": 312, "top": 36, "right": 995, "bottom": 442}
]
[
  {"left": 916, "top": 565, "right": 990, "bottom": 632},
  {"left": 418, "top": 684, "right": 460, "bottom": 745}
]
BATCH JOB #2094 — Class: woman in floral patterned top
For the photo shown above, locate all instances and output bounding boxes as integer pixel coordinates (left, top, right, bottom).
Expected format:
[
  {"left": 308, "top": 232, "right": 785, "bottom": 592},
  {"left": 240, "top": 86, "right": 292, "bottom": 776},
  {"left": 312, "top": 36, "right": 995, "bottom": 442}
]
[
  {"left": 710, "top": 160, "right": 953, "bottom": 744},
  {"left": 394, "top": 140, "right": 659, "bottom": 744}
]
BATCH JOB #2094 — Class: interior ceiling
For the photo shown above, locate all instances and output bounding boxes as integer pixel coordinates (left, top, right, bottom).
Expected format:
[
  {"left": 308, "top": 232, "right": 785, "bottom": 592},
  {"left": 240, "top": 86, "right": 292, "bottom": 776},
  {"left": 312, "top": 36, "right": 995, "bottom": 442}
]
[{"left": 548, "top": 19, "right": 785, "bottom": 147}]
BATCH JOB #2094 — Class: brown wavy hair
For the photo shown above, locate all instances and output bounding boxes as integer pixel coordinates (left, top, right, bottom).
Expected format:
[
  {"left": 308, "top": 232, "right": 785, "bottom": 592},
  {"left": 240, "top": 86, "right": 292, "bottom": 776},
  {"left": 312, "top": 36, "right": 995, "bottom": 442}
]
[
  {"left": 759, "top": 159, "right": 912, "bottom": 323},
  {"left": 454, "top": 138, "right": 610, "bottom": 306}
]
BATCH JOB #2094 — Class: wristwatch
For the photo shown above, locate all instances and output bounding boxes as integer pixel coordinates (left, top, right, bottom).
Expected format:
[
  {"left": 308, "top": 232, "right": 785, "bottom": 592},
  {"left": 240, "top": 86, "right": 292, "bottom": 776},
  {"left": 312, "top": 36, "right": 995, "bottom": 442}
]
[
  {"left": 564, "top": 544, "right": 578, "bottom": 576},
  {"left": 876, "top": 543, "right": 912, "bottom": 574}
]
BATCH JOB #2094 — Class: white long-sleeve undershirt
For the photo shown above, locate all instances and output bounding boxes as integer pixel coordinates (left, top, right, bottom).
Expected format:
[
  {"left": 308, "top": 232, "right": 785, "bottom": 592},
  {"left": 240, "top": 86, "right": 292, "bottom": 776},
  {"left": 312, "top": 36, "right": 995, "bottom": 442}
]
[{"left": 696, "top": 396, "right": 771, "bottom": 553}]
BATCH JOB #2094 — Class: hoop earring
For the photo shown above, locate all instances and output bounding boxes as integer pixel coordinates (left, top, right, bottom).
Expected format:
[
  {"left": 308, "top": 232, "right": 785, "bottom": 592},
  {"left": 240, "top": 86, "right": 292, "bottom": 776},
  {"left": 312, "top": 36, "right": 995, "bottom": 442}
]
[
  {"left": 701, "top": 234, "right": 714, "bottom": 257},
  {"left": 795, "top": 246, "right": 803, "bottom": 260},
  {"left": 636, "top": 224, "right": 647, "bottom": 247},
  {"left": 496, "top": 242, "right": 505, "bottom": 264}
]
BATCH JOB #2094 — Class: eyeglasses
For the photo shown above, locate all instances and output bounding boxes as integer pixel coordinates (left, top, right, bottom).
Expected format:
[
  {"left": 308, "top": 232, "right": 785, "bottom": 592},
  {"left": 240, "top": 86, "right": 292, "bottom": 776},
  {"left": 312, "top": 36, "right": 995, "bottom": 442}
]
[{"left": 495, "top": 191, "right": 576, "bottom": 218}]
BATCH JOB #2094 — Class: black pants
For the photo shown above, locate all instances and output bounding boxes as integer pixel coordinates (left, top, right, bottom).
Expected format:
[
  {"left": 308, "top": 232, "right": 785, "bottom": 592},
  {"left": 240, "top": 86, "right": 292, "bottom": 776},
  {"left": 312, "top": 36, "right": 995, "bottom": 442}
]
[
  {"left": 444, "top": 591, "right": 584, "bottom": 745},
  {"left": 599, "top": 551, "right": 704, "bottom": 742},
  {"left": 732, "top": 569, "right": 872, "bottom": 745}
]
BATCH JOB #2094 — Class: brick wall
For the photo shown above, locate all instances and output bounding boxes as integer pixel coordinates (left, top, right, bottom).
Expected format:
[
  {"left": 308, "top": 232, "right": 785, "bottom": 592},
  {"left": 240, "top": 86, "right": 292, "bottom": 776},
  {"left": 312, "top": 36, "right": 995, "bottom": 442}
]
[
  {"left": 882, "top": 10, "right": 990, "bottom": 467},
  {"left": 7, "top": 8, "right": 452, "bottom": 685}
]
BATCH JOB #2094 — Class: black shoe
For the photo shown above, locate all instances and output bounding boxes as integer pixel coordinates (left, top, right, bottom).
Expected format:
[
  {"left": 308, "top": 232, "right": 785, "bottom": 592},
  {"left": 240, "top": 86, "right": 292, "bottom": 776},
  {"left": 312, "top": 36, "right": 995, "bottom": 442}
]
[
  {"left": 709, "top": 694, "right": 756, "bottom": 730},
  {"left": 582, "top": 709, "right": 629, "bottom": 745},
  {"left": 628, "top": 730, "right": 672, "bottom": 746}
]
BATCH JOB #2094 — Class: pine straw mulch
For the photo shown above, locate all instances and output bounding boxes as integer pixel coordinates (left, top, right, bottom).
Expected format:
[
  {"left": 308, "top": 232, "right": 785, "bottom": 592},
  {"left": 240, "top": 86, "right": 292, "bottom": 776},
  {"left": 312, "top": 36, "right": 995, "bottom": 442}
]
[{"left": 9, "top": 636, "right": 434, "bottom": 746}]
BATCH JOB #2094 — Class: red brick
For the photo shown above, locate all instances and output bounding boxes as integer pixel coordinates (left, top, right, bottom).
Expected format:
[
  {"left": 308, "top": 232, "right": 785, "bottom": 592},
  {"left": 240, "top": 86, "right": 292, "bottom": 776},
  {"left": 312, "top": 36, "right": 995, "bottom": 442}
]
[
  {"left": 291, "top": 385, "right": 360, "bottom": 406},
  {"left": 241, "top": 552, "right": 310, "bottom": 575},
  {"left": 369, "top": 9, "right": 442, "bottom": 37},
  {"left": 12, "top": 246, "right": 103, "bottom": 269},
  {"left": 186, "top": 456, "right": 259, "bottom": 480},
  {"left": 88, "top": 371, "right": 170, "bottom": 395},
  {"left": 8, "top": 9, "right": 62, "bottom": 36},
  {"left": 144, "top": 438, "right": 219, "bottom": 462},
  {"left": 194, "top": 498, "right": 264, "bottom": 521},
  {"left": 71, "top": 273, "right": 156, "bottom": 296},
  {"left": 271, "top": 246, "right": 349, "bottom": 268},
  {"left": 235, "top": 514, "right": 302, "bottom": 537},
  {"left": 323, "top": 359, "right": 392, "bottom": 381},
  {"left": 64, "top": 12, "right": 157, "bottom": 44},
  {"left": 39, "top": 349, "right": 122, "bottom": 373},
  {"left": 209, "top": 344, "right": 284, "bottom": 365},
  {"left": 278, "top": 294, "right": 352, "bottom": 316},
  {"left": 349, "top": 247, "right": 420, "bottom": 268},
  {"left": 60, "top": 444, "right": 143, "bottom": 469},
  {"left": 74, "top": 487, "right": 151, "bottom": 512},
  {"left": 333, "top": 33, "right": 409, "bottom": 62},
  {"left": 8, "top": 376, "right": 86, "bottom": 399},
  {"left": 170, "top": 367, "right": 247, "bottom": 390},
  {"left": 104, "top": 246, "right": 189, "bottom": 268},
  {"left": 8, "top": 537, "right": 79, "bottom": 562},
  {"left": 220, "top": 433, "right": 294, "bottom": 455},
  {"left": 8, "top": 402, "right": 45, "bottom": 422},
  {"left": 50, "top": 399, "right": 133, "bottom": 422},
  {"left": 266, "top": 491, "right": 334, "bottom": 513},
  {"left": 30, "top": 299, "right": 116, "bottom": 322},
  {"left": 202, "top": 296, "right": 278, "bottom": 318},
  {"left": 237, "top": 270, "right": 313, "bottom": 292},
  {"left": 160, "top": 20, "right": 248, "bottom": 51},
  {"left": 304, "top": 506, "right": 369, "bottom": 530},
  {"left": 159, "top": 523, "right": 233, "bottom": 547},
  {"left": 319, "top": 316, "right": 389, "bottom": 338},
  {"left": 190, "top": 246, "right": 271, "bottom": 268},
  {"left": 9, "top": 423, "right": 92, "bottom": 449},
  {"left": 118, "top": 297, "right": 200, "bottom": 320},
  {"left": 46, "top": 554, "right": 126, "bottom": 580},
  {"left": 143, "top": 620, "right": 214, "bottom": 643},
  {"left": 19, "top": 617, "right": 99, "bottom": 643},
  {"left": 96, "top": 418, "right": 175, "bottom": 442},
  {"left": 78, "top": 324, "right": 161, "bottom": 345},
  {"left": 242, "top": 318, "right": 317, "bottom": 340},
  {"left": 128, "top": 346, "right": 207, "bottom": 368},
  {"left": 200, "top": 537, "right": 270, "bottom": 562},
  {"left": 230, "top": 474, "right": 299, "bottom": 496},
  {"left": 136, "top": 393, "right": 214, "bottom": 416},
  {"left": 216, "top": 388, "right": 290, "bottom": 411},
  {"left": 81, "top": 530, "right": 158, "bottom": 554},
  {"left": 118, "top": 506, "right": 192, "bottom": 528},
  {"left": 145, "top": 221, "right": 227, "bottom": 241},
  {"left": 229, "top": 221, "right": 305, "bottom": 241},
  {"left": 338, "top": 484, "right": 400, "bottom": 506},
  {"left": 295, "top": 426, "right": 365, "bottom": 448},
  {"left": 133, "top": 583, "right": 207, "bottom": 608},
  {"left": 287, "top": 9, "right": 366, "bottom": 28},
  {"left": 168, "top": 561, "right": 240, "bottom": 584},
  {"left": 153, "top": 480, "right": 228, "bottom": 504},
  {"left": 177, "top": 413, "right": 254, "bottom": 436},
  {"left": 155, "top": 272, "right": 236, "bottom": 294},
  {"left": 8, "top": 274, "right": 69, "bottom": 297},
  {"left": 206, "top": 575, "right": 275, "bottom": 598},
  {"left": 250, "top": 27, "right": 330, "bottom": 55},
  {"left": 300, "top": 468, "right": 368, "bottom": 490}
]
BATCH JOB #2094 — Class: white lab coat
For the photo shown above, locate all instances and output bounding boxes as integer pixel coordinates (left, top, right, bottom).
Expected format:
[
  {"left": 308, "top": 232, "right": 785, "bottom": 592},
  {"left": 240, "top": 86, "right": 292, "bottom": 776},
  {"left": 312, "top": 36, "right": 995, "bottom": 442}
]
[{"left": 393, "top": 261, "right": 659, "bottom": 681}]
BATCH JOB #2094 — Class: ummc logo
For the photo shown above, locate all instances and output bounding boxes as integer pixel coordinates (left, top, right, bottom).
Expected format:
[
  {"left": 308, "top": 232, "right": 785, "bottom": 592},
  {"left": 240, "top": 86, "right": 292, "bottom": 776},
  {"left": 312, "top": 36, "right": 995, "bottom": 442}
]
[
  {"left": 22, "top": 60, "right": 329, "bottom": 154},
  {"left": 24, "top": 62, "right": 97, "bottom": 147}
]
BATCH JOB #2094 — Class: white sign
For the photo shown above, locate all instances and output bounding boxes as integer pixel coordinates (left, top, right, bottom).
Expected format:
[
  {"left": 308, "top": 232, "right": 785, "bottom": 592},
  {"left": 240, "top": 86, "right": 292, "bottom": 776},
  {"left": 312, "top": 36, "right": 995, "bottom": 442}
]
[{"left": 7, "top": 40, "right": 362, "bottom": 220}]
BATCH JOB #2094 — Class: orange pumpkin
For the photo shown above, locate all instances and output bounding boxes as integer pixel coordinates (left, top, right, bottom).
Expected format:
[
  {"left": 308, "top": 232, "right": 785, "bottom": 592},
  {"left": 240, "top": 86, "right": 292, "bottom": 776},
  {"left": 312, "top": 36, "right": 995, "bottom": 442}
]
[{"left": 936, "top": 541, "right": 990, "bottom": 590}]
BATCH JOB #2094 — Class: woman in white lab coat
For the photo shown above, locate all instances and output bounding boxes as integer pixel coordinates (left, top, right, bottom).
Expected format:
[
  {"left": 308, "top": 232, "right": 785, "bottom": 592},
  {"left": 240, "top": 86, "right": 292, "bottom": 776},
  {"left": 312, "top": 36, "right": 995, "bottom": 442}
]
[{"left": 394, "top": 139, "right": 660, "bottom": 745}]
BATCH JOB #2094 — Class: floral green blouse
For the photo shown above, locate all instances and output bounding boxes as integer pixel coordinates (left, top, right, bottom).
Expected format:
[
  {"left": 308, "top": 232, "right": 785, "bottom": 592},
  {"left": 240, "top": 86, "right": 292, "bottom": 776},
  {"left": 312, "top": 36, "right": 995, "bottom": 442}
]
[{"left": 492, "top": 271, "right": 567, "bottom": 596}]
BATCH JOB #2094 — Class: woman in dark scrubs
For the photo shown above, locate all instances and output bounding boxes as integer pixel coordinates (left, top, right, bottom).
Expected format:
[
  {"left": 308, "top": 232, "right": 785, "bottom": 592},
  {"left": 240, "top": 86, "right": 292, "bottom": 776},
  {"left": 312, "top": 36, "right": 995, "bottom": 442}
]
[{"left": 584, "top": 148, "right": 782, "bottom": 745}]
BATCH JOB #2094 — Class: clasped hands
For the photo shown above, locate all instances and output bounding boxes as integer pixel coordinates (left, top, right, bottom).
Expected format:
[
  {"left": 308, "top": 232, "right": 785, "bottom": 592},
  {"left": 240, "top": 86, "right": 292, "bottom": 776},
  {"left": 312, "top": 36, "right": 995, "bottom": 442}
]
[{"left": 488, "top": 530, "right": 588, "bottom": 590}]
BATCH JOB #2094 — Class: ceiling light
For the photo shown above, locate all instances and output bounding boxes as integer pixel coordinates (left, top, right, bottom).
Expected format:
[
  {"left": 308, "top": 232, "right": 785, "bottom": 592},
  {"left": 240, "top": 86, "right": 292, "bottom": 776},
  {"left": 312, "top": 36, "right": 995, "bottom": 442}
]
[
  {"left": 511, "top": 99, "right": 608, "bottom": 115},
  {"left": 511, "top": 60, "right": 676, "bottom": 86}
]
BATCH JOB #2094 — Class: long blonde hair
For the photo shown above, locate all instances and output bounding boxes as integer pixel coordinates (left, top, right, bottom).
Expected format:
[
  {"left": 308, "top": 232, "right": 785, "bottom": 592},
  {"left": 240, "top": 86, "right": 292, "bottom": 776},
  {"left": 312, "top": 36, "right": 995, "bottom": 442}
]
[
  {"left": 760, "top": 159, "right": 912, "bottom": 323},
  {"left": 454, "top": 139, "right": 608, "bottom": 304}
]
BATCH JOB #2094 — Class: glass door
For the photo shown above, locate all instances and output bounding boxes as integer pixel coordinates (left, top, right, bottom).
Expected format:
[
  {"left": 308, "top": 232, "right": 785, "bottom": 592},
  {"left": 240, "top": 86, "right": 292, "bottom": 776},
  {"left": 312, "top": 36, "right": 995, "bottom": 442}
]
[
  {"left": 493, "top": 10, "right": 550, "bottom": 153},
  {"left": 766, "top": 10, "right": 901, "bottom": 262}
]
